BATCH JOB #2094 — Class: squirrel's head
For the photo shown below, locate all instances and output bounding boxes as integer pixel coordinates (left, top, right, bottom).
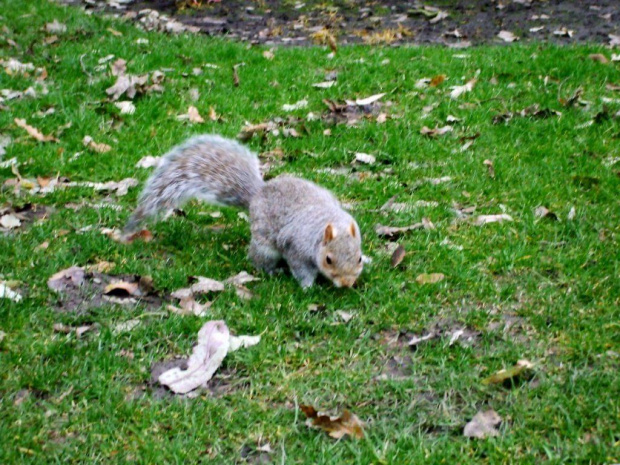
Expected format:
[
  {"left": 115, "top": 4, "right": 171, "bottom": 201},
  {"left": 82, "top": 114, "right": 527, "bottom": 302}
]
[{"left": 317, "top": 222, "right": 363, "bottom": 288}]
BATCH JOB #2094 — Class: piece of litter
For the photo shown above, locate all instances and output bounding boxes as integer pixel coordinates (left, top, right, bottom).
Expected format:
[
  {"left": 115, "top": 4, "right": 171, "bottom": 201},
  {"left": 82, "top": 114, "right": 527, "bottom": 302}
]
[{"left": 158, "top": 320, "right": 260, "bottom": 394}]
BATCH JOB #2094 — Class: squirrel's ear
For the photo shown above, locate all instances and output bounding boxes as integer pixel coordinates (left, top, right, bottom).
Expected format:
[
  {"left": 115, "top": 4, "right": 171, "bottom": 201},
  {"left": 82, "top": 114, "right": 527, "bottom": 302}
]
[
  {"left": 323, "top": 223, "right": 336, "bottom": 243},
  {"left": 349, "top": 222, "right": 357, "bottom": 238}
]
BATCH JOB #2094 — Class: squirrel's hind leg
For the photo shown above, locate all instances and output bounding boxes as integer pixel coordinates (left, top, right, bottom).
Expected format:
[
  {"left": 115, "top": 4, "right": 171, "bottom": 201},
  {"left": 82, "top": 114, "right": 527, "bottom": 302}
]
[{"left": 249, "top": 236, "right": 282, "bottom": 275}]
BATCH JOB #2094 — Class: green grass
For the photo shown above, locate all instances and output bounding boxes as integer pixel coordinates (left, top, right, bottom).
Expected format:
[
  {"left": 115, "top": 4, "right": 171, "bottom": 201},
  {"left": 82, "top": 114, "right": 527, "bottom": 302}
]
[{"left": 1, "top": 0, "right": 619, "bottom": 463}]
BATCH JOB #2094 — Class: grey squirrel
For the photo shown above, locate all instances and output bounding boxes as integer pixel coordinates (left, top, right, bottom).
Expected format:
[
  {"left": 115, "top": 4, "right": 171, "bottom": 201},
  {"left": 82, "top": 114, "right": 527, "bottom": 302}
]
[{"left": 124, "top": 135, "right": 363, "bottom": 289}]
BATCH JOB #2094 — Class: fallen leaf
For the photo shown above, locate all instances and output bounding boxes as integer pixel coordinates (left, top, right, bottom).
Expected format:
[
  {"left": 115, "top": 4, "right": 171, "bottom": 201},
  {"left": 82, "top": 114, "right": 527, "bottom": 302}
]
[
  {"left": 0, "top": 213, "right": 21, "bottom": 229},
  {"left": 589, "top": 54, "right": 609, "bottom": 64},
  {"left": 105, "top": 74, "right": 148, "bottom": 100},
  {"left": 167, "top": 298, "right": 211, "bottom": 317},
  {"left": 177, "top": 106, "right": 204, "bottom": 123},
  {"left": 483, "top": 159, "right": 495, "bottom": 178},
  {"left": 114, "top": 101, "right": 135, "bottom": 115},
  {"left": 135, "top": 155, "right": 162, "bottom": 168},
  {"left": 335, "top": 310, "right": 354, "bottom": 323},
  {"left": 158, "top": 320, "right": 260, "bottom": 394},
  {"left": 48, "top": 266, "right": 86, "bottom": 292},
  {"left": 114, "top": 319, "right": 140, "bottom": 334},
  {"left": 482, "top": 360, "right": 534, "bottom": 386},
  {"left": 408, "top": 332, "right": 436, "bottom": 347},
  {"left": 472, "top": 214, "right": 513, "bottom": 226},
  {"left": 0, "top": 282, "right": 22, "bottom": 302},
  {"left": 430, "top": 74, "right": 445, "bottom": 87},
  {"left": 66, "top": 178, "right": 138, "bottom": 196},
  {"left": 53, "top": 323, "right": 94, "bottom": 338},
  {"left": 208, "top": 106, "right": 218, "bottom": 121},
  {"left": 529, "top": 26, "right": 545, "bottom": 33},
  {"left": 45, "top": 20, "right": 67, "bottom": 34},
  {"left": 416, "top": 273, "right": 445, "bottom": 284},
  {"left": 111, "top": 58, "right": 127, "bottom": 76},
  {"left": 391, "top": 244, "right": 406, "bottom": 268},
  {"left": 420, "top": 125, "right": 453, "bottom": 137},
  {"left": 355, "top": 93, "right": 386, "bottom": 106},
  {"left": 450, "top": 79, "right": 477, "bottom": 99},
  {"left": 262, "top": 50, "right": 274, "bottom": 60},
  {"left": 225, "top": 271, "right": 258, "bottom": 286},
  {"left": 82, "top": 135, "right": 111, "bottom": 153},
  {"left": 0, "top": 135, "right": 11, "bottom": 157},
  {"left": 375, "top": 223, "right": 424, "bottom": 239},
  {"left": 300, "top": 405, "right": 364, "bottom": 439},
  {"left": 313, "top": 81, "right": 336, "bottom": 89},
  {"left": 354, "top": 153, "right": 376, "bottom": 165},
  {"left": 534, "top": 206, "right": 559, "bottom": 221},
  {"left": 14, "top": 119, "right": 58, "bottom": 142},
  {"left": 282, "top": 99, "right": 308, "bottom": 112},
  {"left": 498, "top": 30, "right": 518, "bottom": 42},
  {"left": 553, "top": 27, "right": 574, "bottom": 38},
  {"left": 464, "top": 409, "right": 502, "bottom": 439}
]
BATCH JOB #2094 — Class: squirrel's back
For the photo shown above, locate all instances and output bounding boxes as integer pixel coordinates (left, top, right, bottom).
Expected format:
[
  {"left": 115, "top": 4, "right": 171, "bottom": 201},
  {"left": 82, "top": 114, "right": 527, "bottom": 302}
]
[{"left": 125, "top": 134, "right": 263, "bottom": 232}]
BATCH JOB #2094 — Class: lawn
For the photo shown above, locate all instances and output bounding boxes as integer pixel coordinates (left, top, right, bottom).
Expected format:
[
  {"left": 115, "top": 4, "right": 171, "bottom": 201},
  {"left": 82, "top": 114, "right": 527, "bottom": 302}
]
[{"left": 1, "top": 0, "right": 619, "bottom": 463}]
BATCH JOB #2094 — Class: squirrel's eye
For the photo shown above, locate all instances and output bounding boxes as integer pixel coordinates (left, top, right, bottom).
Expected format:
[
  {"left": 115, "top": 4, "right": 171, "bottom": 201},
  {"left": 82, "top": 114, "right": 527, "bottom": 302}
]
[
  {"left": 358, "top": 256, "right": 362, "bottom": 264},
  {"left": 326, "top": 255, "right": 333, "bottom": 265}
]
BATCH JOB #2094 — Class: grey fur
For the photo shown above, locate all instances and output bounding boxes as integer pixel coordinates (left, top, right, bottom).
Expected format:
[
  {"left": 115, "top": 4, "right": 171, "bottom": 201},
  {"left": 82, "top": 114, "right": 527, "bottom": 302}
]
[{"left": 125, "top": 135, "right": 363, "bottom": 289}]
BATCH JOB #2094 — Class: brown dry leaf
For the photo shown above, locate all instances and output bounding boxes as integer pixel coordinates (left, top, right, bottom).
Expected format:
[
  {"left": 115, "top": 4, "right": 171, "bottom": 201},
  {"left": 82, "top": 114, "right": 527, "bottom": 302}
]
[
  {"left": 14, "top": 119, "right": 58, "bottom": 142},
  {"left": 115, "top": 101, "right": 136, "bottom": 115},
  {"left": 45, "top": 20, "right": 67, "bottom": 34},
  {"left": 449, "top": 79, "right": 477, "bottom": 99},
  {"left": 416, "top": 273, "right": 445, "bottom": 284},
  {"left": 310, "top": 28, "right": 337, "bottom": 53},
  {"left": 420, "top": 125, "right": 453, "bottom": 137},
  {"left": 472, "top": 214, "right": 513, "bottom": 226},
  {"left": 534, "top": 206, "right": 559, "bottom": 221},
  {"left": 430, "top": 74, "right": 445, "bottom": 87},
  {"left": 208, "top": 106, "right": 218, "bottom": 122},
  {"left": 589, "top": 54, "right": 609, "bottom": 64},
  {"left": 483, "top": 159, "right": 495, "bottom": 178},
  {"left": 498, "top": 30, "right": 519, "bottom": 42},
  {"left": 232, "top": 63, "right": 244, "bottom": 87},
  {"left": 106, "top": 74, "right": 149, "bottom": 100},
  {"left": 560, "top": 88, "right": 583, "bottom": 107},
  {"left": 391, "top": 244, "right": 406, "bottom": 268},
  {"left": 375, "top": 223, "right": 423, "bottom": 240},
  {"left": 104, "top": 281, "right": 141, "bottom": 297},
  {"left": 177, "top": 106, "right": 204, "bottom": 124},
  {"left": 482, "top": 359, "right": 534, "bottom": 386},
  {"left": 48, "top": 266, "right": 86, "bottom": 292},
  {"left": 107, "top": 28, "right": 123, "bottom": 37},
  {"left": 53, "top": 323, "right": 94, "bottom": 338},
  {"left": 463, "top": 409, "right": 502, "bottom": 439},
  {"left": 111, "top": 58, "right": 127, "bottom": 77},
  {"left": 83, "top": 261, "right": 115, "bottom": 273},
  {"left": 300, "top": 405, "right": 364, "bottom": 439},
  {"left": 82, "top": 136, "right": 111, "bottom": 153},
  {"left": 0, "top": 213, "right": 21, "bottom": 229},
  {"left": 135, "top": 156, "right": 162, "bottom": 168}
]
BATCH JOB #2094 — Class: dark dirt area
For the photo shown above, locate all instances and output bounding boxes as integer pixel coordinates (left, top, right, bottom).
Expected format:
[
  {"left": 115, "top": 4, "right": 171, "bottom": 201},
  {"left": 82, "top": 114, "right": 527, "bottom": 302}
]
[{"left": 62, "top": 0, "right": 619, "bottom": 47}]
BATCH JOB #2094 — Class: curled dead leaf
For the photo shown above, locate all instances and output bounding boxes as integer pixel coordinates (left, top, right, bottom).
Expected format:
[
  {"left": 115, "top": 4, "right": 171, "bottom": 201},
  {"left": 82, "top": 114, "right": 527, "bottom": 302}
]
[
  {"left": 464, "top": 409, "right": 502, "bottom": 439},
  {"left": 14, "top": 119, "right": 58, "bottom": 142},
  {"left": 415, "top": 273, "right": 445, "bottom": 284},
  {"left": 482, "top": 359, "right": 534, "bottom": 386},
  {"left": 300, "top": 405, "right": 364, "bottom": 439},
  {"left": 391, "top": 244, "right": 406, "bottom": 268},
  {"left": 83, "top": 136, "right": 111, "bottom": 153}
]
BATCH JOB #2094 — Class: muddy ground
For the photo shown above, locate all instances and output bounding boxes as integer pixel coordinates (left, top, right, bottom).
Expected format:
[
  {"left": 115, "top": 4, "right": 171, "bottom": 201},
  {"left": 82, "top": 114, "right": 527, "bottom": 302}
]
[{"left": 61, "top": 0, "right": 618, "bottom": 47}]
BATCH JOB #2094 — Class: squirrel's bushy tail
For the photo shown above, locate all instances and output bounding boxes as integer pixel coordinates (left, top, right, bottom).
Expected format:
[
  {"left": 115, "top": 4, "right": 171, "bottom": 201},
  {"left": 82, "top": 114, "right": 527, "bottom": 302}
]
[{"left": 124, "top": 135, "right": 264, "bottom": 233}]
